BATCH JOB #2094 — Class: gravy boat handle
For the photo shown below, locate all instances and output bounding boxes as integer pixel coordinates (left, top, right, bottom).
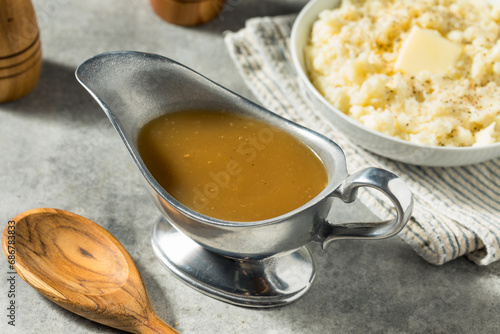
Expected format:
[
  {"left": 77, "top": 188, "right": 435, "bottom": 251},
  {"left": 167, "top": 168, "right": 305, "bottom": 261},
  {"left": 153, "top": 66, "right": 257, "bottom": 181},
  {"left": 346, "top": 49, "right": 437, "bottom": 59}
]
[{"left": 320, "top": 167, "right": 413, "bottom": 248}]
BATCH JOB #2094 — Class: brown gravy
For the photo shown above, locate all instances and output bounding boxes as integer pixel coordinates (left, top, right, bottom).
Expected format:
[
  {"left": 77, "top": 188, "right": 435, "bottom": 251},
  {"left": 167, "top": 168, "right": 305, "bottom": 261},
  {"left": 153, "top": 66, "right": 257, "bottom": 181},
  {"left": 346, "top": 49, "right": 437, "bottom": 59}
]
[{"left": 138, "top": 110, "right": 328, "bottom": 221}]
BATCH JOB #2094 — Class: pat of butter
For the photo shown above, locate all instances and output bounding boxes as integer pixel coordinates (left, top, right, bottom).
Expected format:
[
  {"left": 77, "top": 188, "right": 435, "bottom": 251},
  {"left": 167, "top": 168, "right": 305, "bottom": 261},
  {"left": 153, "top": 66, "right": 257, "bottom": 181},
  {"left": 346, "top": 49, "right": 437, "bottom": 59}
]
[{"left": 395, "top": 26, "right": 462, "bottom": 75}]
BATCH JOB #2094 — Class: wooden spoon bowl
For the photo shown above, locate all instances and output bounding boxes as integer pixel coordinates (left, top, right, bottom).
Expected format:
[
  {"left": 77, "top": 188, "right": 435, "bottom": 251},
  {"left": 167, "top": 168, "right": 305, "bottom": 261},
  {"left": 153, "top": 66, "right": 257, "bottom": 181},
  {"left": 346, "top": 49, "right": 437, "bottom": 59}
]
[{"left": 2, "top": 208, "right": 179, "bottom": 334}]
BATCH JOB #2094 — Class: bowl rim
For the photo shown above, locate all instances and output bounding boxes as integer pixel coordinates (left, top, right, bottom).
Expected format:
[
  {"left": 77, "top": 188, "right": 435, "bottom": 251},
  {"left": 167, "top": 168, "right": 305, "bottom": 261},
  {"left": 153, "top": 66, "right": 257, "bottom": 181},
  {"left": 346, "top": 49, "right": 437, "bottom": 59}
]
[{"left": 290, "top": 0, "right": 500, "bottom": 156}]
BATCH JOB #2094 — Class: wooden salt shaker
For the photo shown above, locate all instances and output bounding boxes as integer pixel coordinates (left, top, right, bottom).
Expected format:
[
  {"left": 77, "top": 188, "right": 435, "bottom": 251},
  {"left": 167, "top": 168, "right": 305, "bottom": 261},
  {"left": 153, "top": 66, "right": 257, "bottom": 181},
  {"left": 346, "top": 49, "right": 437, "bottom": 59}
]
[
  {"left": 150, "top": 0, "right": 226, "bottom": 26},
  {"left": 0, "top": 0, "right": 42, "bottom": 103}
]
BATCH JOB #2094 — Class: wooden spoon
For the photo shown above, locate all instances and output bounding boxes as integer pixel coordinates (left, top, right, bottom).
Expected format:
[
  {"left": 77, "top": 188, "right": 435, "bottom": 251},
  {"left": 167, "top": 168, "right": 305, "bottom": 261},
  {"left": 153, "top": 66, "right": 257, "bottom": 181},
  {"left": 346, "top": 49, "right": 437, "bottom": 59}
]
[{"left": 2, "top": 208, "right": 179, "bottom": 334}]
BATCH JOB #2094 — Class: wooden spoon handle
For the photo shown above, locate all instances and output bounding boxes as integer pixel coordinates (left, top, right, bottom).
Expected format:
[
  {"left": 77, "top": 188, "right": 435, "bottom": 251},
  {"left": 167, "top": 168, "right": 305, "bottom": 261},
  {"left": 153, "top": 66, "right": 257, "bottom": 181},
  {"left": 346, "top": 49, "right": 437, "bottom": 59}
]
[{"left": 137, "top": 314, "right": 179, "bottom": 334}]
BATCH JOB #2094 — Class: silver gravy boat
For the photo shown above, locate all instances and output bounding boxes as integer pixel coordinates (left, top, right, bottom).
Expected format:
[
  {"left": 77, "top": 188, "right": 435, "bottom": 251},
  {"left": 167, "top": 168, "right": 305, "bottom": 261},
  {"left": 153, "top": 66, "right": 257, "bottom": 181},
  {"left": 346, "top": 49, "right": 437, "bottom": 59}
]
[{"left": 76, "top": 51, "right": 413, "bottom": 308}]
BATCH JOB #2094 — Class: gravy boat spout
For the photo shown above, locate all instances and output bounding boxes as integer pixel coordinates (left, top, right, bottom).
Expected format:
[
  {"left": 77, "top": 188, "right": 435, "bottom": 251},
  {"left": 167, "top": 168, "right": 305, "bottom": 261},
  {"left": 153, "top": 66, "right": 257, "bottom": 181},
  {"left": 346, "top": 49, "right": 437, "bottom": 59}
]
[{"left": 76, "top": 51, "right": 413, "bottom": 308}]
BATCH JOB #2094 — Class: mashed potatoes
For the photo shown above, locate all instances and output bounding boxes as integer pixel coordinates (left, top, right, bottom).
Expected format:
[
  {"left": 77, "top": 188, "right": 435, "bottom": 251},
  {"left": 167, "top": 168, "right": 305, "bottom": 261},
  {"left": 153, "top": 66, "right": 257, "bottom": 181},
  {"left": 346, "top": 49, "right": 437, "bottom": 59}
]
[{"left": 305, "top": 0, "right": 500, "bottom": 147}]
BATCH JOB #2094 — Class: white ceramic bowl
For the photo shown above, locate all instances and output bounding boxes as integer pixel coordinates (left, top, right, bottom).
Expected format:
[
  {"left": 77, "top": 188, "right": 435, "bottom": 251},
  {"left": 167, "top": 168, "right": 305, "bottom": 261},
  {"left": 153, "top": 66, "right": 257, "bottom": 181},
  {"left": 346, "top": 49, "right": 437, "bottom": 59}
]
[{"left": 290, "top": 0, "right": 500, "bottom": 166}]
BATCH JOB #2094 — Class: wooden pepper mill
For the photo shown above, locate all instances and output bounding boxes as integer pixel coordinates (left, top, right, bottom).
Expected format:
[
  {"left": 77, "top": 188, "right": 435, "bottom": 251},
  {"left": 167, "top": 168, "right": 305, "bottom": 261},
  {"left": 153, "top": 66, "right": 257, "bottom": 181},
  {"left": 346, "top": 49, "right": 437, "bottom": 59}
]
[{"left": 0, "top": 0, "right": 42, "bottom": 103}]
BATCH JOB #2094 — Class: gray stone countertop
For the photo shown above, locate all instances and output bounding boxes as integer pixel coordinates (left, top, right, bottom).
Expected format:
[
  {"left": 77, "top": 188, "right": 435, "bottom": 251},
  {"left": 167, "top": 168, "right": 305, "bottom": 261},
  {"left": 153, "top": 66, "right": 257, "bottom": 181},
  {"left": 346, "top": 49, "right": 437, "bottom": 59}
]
[{"left": 1, "top": 0, "right": 499, "bottom": 333}]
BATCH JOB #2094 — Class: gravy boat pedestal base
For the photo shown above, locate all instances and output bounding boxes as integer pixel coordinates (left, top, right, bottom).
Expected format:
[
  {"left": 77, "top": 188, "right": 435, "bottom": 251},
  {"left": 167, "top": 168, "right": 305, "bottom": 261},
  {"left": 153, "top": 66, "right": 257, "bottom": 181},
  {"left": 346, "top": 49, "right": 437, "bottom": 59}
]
[{"left": 152, "top": 217, "right": 315, "bottom": 308}]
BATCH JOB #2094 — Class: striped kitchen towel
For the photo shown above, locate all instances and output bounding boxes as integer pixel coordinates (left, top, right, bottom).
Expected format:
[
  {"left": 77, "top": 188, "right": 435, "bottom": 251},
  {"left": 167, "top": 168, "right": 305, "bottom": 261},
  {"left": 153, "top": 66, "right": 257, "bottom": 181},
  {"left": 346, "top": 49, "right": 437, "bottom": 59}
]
[{"left": 223, "top": 15, "right": 500, "bottom": 265}]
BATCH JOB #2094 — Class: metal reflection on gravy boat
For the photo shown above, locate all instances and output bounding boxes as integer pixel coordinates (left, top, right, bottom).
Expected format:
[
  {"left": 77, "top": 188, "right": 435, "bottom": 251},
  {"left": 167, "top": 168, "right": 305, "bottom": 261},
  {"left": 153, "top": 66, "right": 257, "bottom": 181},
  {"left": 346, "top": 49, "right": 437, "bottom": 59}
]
[{"left": 76, "top": 51, "right": 413, "bottom": 308}]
